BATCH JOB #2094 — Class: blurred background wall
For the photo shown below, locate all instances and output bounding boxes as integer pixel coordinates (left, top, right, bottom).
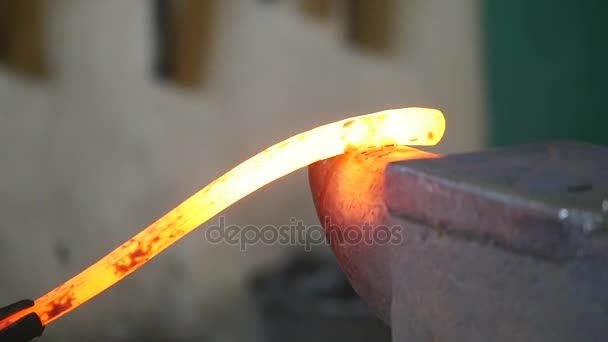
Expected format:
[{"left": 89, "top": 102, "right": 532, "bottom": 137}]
[{"left": 0, "top": 0, "right": 482, "bottom": 340}]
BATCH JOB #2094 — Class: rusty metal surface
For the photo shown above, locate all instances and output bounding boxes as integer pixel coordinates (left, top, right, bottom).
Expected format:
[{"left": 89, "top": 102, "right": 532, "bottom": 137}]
[
  {"left": 387, "top": 214, "right": 608, "bottom": 342},
  {"left": 385, "top": 141, "right": 608, "bottom": 260}
]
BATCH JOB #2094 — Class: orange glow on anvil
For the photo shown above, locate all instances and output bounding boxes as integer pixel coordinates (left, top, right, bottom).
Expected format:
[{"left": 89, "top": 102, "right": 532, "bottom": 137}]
[{"left": 0, "top": 107, "right": 445, "bottom": 329}]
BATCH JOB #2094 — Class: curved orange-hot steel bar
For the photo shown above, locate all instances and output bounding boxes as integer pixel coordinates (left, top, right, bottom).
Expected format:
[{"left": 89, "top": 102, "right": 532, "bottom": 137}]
[{"left": 0, "top": 107, "right": 445, "bottom": 329}]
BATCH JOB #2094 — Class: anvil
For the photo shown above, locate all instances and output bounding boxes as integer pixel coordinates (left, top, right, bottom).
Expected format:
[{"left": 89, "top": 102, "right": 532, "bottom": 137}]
[{"left": 309, "top": 141, "right": 608, "bottom": 342}]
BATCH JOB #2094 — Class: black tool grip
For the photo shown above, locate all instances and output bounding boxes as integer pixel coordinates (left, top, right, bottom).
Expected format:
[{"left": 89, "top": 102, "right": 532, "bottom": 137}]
[{"left": 0, "top": 300, "right": 44, "bottom": 342}]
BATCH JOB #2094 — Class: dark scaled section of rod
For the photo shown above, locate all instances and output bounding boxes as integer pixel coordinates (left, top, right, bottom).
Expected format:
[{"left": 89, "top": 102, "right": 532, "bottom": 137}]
[{"left": 0, "top": 300, "right": 44, "bottom": 342}]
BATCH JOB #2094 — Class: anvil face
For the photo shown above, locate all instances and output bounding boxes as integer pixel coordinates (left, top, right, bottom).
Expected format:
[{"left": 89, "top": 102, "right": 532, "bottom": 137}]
[{"left": 309, "top": 142, "right": 608, "bottom": 342}]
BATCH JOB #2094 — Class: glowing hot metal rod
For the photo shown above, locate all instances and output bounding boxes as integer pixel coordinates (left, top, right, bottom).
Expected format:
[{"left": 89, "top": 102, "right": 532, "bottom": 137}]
[{"left": 0, "top": 107, "right": 445, "bottom": 338}]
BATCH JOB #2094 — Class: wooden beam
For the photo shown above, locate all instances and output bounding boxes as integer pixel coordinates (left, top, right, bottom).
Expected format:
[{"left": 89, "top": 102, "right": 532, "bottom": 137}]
[
  {"left": 346, "top": 0, "right": 394, "bottom": 54},
  {"left": 297, "top": 0, "right": 334, "bottom": 20},
  {"left": 169, "top": 0, "right": 216, "bottom": 88},
  {"left": 0, "top": 0, "right": 47, "bottom": 78}
]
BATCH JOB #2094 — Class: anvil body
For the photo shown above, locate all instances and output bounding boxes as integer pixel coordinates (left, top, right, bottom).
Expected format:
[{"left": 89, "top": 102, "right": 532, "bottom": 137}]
[{"left": 309, "top": 141, "right": 608, "bottom": 342}]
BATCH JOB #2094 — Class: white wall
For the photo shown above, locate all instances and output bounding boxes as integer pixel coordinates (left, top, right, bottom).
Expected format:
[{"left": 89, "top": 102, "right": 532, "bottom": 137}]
[{"left": 0, "top": 0, "right": 483, "bottom": 340}]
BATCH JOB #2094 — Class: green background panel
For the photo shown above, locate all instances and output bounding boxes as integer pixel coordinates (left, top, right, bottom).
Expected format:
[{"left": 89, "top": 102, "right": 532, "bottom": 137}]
[{"left": 484, "top": 0, "right": 607, "bottom": 146}]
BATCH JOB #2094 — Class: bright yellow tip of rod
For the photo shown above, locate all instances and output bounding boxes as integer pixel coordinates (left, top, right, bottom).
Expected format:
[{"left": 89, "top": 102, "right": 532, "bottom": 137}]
[{"left": 0, "top": 107, "right": 445, "bottom": 329}]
